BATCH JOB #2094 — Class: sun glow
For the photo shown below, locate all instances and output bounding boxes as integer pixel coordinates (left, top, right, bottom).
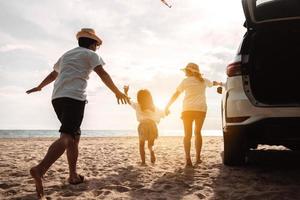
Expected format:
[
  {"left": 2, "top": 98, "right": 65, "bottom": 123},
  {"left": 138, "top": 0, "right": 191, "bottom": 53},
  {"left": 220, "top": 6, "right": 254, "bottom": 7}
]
[{"left": 153, "top": 97, "right": 168, "bottom": 110}]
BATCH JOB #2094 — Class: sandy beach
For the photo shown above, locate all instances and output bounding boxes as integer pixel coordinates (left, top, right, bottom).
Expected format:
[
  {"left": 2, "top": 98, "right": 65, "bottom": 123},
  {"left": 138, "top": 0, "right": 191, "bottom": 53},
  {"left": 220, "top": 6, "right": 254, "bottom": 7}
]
[{"left": 1, "top": 136, "right": 300, "bottom": 200}]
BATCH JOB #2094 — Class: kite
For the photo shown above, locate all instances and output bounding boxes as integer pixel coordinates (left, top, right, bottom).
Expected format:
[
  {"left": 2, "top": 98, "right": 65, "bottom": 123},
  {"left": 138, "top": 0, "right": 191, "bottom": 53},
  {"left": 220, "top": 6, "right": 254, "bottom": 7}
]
[{"left": 161, "top": 0, "right": 172, "bottom": 8}]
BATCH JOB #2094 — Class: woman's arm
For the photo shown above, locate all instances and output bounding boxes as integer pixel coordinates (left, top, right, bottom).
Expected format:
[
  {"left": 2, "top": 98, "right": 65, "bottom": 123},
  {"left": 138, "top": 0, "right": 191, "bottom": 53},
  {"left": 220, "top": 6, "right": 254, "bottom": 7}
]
[
  {"left": 212, "top": 81, "right": 224, "bottom": 86},
  {"left": 165, "top": 91, "right": 181, "bottom": 112},
  {"left": 26, "top": 70, "right": 58, "bottom": 94}
]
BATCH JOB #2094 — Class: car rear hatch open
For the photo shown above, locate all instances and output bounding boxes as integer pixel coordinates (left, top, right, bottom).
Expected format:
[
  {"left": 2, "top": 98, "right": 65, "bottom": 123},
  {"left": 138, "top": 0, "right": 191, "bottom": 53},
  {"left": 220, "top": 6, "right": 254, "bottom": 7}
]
[
  {"left": 241, "top": 0, "right": 300, "bottom": 106},
  {"left": 242, "top": 0, "right": 300, "bottom": 29}
]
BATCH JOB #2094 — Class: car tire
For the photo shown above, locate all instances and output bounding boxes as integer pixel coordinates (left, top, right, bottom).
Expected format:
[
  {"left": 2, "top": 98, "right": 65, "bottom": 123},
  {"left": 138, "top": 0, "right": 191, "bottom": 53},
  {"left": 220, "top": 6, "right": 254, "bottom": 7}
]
[{"left": 223, "top": 130, "right": 246, "bottom": 166}]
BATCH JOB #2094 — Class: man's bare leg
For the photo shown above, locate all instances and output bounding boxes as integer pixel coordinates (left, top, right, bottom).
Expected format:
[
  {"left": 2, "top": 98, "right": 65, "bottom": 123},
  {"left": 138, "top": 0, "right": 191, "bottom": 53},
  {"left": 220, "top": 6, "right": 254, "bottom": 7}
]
[
  {"left": 148, "top": 139, "right": 156, "bottom": 163},
  {"left": 139, "top": 139, "right": 146, "bottom": 165},
  {"left": 66, "top": 135, "right": 81, "bottom": 182},
  {"left": 30, "top": 133, "right": 72, "bottom": 198}
]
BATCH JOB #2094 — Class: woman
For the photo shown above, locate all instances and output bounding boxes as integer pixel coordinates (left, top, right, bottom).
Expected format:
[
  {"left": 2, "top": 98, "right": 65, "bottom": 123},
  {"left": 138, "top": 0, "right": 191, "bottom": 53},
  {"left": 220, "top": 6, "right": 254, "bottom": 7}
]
[{"left": 165, "top": 63, "right": 222, "bottom": 167}]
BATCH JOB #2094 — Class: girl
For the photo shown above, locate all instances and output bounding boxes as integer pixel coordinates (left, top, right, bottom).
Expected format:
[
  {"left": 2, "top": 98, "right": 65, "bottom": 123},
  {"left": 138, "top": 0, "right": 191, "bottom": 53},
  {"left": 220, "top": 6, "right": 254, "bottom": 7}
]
[
  {"left": 124, "top": 86, "right": 168, "bottom": 165},
  {"left": 165, "top": 63, "right": 222, "bottom": 167}
]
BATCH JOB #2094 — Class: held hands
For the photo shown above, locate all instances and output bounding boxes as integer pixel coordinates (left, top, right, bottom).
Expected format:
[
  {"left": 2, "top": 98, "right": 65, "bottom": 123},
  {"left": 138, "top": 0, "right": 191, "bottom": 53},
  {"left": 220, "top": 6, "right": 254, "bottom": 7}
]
[
  {"left": 213, "top": 81, "right": 223, "bottom": 86},
  {"left": 164, "top": 107, "right": 171, "bottom": 116},
  {"left": 115, "top": 91, "right": 130, "bottom": 104},
  {"left": 26, "top": 86, "right": 42, "bottom": 94},
  {"left": 123, "top": 85, "right": 129, "bottom": 95},
  {"left": 165, "top": 109, "right": 170, "bottom": 116}
]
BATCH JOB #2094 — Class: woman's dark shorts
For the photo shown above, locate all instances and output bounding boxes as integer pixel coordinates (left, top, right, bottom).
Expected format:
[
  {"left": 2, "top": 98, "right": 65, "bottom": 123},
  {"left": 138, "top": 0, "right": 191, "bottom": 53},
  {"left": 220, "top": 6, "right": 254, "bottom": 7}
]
[
  {"left": 52, "top": 97, "right": 86, "bottom": 137},
  {"left": 181, "top": 111, "right": 206, "bottom": 121}
]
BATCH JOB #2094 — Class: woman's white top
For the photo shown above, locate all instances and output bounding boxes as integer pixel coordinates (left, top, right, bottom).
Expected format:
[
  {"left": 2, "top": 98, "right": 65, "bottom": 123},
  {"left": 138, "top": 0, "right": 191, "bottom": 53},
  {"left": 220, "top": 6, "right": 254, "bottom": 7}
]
[
  {"left": 176, "top": 76, "right": 213, "bottom": 112},
  {"left": 130, "top": 102, "right": 165, "bottom": 123}
]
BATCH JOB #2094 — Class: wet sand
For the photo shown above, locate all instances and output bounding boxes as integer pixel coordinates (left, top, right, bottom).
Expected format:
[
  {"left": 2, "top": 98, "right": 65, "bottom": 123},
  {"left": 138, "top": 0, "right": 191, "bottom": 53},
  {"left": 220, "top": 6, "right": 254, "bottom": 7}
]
[{"left": 1, "top": 136, "right": 300, "bottom": 199}]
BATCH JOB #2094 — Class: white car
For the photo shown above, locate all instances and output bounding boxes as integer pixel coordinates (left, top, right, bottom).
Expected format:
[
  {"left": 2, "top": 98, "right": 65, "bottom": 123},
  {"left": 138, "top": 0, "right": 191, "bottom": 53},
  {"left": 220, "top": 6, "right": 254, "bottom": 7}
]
[{"left": 220, "top": 0, "right": 300, "bottom": 166}]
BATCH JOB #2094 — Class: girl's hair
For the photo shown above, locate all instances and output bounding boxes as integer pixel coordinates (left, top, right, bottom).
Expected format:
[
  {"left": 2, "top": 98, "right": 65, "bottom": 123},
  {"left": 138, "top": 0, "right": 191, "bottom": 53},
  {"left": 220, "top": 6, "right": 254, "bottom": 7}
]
[
  {"left": 194, "top": 72, "right": 204, "bottom": 82},
  {"left": 186, "top": 69, "right": 204, "bottom": 82},
  {"left": 137, "top": 89, "right": 155, "bottom": 112}
]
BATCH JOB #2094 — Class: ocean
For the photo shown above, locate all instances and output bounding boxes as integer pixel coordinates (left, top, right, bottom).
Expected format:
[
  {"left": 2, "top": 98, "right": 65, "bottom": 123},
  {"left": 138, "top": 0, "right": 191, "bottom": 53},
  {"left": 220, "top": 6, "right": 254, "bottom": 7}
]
[{"left": 0, "top": 130, "right": 222, "bottom": 138}]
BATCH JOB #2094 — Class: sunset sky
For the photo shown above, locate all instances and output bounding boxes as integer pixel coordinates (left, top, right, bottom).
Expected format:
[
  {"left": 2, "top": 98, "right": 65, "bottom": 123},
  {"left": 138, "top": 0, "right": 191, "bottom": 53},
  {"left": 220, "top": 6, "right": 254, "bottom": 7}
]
[{"left": 0, "top": 0, "right": 246, "bottom": 131}]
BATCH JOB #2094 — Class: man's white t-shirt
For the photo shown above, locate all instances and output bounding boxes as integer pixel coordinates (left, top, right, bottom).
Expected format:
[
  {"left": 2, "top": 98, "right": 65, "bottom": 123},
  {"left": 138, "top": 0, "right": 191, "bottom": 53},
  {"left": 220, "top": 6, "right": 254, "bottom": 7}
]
[
  {"left": 176, "top": 76, "right": 213, "bottom": 112},
  {"left": 52, "top": 47, "right": 105, "bottom": 101},
  {"left": 130, "top": 102, "right": 165, "bottom": 123}
]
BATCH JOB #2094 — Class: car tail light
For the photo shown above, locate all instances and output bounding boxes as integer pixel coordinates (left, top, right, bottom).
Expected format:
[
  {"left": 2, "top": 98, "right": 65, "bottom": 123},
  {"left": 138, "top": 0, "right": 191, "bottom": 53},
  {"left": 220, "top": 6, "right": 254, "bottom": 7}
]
[{"left": 227, "top": 62, "right": 241, "bottom": 77}]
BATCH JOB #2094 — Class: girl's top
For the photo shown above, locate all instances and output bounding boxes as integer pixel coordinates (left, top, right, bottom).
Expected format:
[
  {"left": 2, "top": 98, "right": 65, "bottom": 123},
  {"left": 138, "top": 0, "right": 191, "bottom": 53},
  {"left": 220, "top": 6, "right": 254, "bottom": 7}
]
[
  {"left": 176, "top": 76, "right": 213, "bottom": 112},
  {"left": 130, "top": 102, "right": 165, "bottom": 123}
]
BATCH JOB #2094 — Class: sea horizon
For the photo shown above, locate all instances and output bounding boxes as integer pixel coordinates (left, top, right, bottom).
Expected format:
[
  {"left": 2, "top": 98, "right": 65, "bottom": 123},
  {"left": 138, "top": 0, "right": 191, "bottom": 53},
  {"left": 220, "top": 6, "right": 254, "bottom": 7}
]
[{"left": 0, "top": 129, "right": 222, "bottom": 138}]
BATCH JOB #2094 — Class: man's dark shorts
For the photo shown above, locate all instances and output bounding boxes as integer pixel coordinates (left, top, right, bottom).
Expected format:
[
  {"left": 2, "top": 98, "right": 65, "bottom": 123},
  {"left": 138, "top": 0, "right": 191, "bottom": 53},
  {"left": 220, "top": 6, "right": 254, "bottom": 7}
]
[{"left": 52, "top": 97, "right": 86, "bottom": 137}]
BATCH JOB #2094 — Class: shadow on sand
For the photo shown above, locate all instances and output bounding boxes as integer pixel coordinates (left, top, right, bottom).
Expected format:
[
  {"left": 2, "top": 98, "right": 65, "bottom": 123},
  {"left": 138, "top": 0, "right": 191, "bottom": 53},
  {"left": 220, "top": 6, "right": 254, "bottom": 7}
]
[
  {"left": 14, "top": 145, "right": 300, "bottom": 199},
  {"left": 14, "top": 165, "right": 140, "bottom": 200},
  {"left": 130, "top": 167, "right": 195, "bottom": 200},
  {"left": 212, "top": 148, "right": 300, "bottom": 200},
  {"left": 13, "top": 164, "right": 194, "bottom": 200},
  {"left": 83, "top": 165, "right": 195, "bottom": 200}
]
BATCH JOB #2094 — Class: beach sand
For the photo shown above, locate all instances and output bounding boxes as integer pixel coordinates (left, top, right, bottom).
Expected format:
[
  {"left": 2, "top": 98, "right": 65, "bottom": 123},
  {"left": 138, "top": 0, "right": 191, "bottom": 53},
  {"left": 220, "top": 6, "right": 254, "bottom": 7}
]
[{"left": 1, "top": 136, "right": 300, "bottom": 200}]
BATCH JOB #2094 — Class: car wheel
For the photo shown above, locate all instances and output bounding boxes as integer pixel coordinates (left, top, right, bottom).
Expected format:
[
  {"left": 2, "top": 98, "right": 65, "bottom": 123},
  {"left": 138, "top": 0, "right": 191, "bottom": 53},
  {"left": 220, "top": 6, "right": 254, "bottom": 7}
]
[{"left": 223, "top": 130, "right": 246, "bottom": 166}]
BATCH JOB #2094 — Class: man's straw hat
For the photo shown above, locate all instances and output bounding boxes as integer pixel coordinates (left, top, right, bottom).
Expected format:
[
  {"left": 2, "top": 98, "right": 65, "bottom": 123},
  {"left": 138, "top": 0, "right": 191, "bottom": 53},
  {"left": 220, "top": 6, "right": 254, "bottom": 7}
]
[
  {"left": 76, "top": 28, "right": 102, "bottom": 45},
  {"left": 181, "top": 63, "right": 201, "bottom": 74}
]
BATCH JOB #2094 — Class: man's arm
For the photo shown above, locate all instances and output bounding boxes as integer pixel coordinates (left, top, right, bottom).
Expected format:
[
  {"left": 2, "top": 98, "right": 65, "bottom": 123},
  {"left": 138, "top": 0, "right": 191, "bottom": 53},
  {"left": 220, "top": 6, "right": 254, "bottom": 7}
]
[
  {"left": 26, "top": 70, "right": 58, "bottom": 94},
  {"left": 94, "top": 65, "right": 129, "bottom": 104}
]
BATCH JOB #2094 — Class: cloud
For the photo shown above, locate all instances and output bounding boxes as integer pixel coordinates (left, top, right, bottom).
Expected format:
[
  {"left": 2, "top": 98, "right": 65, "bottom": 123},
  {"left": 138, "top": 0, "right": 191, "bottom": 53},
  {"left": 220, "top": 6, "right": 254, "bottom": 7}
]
[{"left": 0, "top": 44, "right": 34, "bottom": 52}]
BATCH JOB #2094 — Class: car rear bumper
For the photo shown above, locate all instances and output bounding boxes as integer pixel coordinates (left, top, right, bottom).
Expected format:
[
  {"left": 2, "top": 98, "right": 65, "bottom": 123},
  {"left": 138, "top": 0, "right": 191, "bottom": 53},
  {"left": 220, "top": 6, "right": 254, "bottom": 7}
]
[
  {"left": 224, "top": 117, "right": 300, "bottom": 146},
  {"left": 224, "top": 77, "right": 300, "bottom": 126}
]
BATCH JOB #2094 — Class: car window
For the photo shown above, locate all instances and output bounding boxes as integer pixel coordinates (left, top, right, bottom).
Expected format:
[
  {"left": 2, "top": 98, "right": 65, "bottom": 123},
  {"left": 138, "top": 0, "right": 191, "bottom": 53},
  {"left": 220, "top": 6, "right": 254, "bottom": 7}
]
[
  {"left": 256, "top": 0, "right": 273, "bottom": 6},
  {"left": 254, "top": 0, "right": 300, "bottom": 22}
]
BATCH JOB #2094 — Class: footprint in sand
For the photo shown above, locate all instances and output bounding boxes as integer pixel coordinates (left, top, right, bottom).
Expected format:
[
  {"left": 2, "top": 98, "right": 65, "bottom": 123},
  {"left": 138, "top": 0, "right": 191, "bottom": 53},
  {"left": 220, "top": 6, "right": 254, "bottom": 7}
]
[
  {"left": 61, "top": 191, "right": 75, "bottom": 197},
  {"left": 106, "top": 185, "right": 130, "bottom": 192},
  {"left": 163, "top": 184, "right": 173, "bottom": 189},
  {"left": 27, "top": 179, "right": 36, "bottom": 184},
  {"left": 200, "top": 173, "right": 209, "bottom": 178},
  {"left": 56, "top": 168, "right": 65, "bottom": 172},
  {"left": 193, "top": 185, "right": 204, "bottom": 190},
  {"left": 93, "top": 189, "right": 103, "bottom": 196},
  {"left": 136, "top": 188, "right": 155, "bottom": 193},
  {"left": 92, "top": 171, "right": 99, "bottom": 176},
  {"left": 4, "top": 189, "right": 17, "bottom": 196},
  {"left": 0, "top": 183, "right": 20, "bottom": 189},
  {"left": 195, "top": 192, "right": 206, "bottom": 199},
  {"left": 130, "top": 183, "right": 144, "bottom": 189},
  {"left": 47, "top": 170, "right": 55, "bottom": 176},
  {"left": 93, "top": 189, "right": 111, "bottom": 196},
  {"left": 24, "top": 157, "right": 34, "bottom": 162},
  {"left": 103, "top": 190, "right": 111, "bottom": 195},
  {"left": 0, "top": 183, "right": 11, "bottom": 189},
  {"left": 84, "top": 156, "right": 94, "bottom": 160}
]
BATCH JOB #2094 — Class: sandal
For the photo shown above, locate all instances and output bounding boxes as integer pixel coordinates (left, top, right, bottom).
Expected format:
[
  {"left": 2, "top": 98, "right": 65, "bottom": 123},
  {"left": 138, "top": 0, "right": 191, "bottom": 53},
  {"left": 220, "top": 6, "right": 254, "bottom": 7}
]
[{"left": 68, "top": 174, "right": 84, "bottom": 185}]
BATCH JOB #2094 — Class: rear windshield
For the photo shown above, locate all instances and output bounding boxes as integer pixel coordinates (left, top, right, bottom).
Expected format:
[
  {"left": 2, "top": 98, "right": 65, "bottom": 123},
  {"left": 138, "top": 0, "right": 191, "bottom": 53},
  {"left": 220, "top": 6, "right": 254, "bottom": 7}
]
[{"left": 255, "top": 0, "right": 300, "bottom": 21}]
